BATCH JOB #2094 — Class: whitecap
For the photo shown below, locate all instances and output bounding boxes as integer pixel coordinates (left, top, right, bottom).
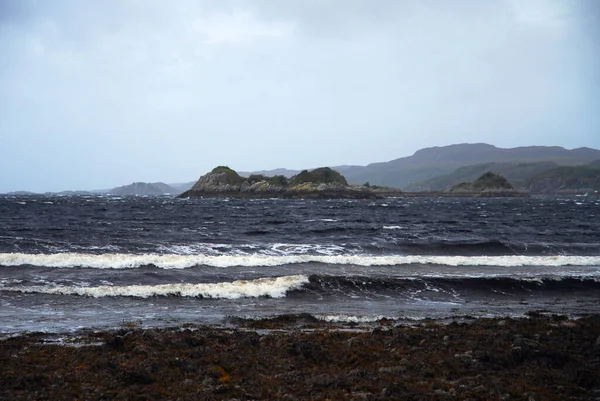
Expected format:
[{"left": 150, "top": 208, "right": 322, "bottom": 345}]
[
  {"left": 1, "top": 253, "right": 600, "bottom": 269},
  {"left": 1, "top": 275, "right": 309, "bottom": 299},
  {"left": 317, "top": 314, "right": 392, "bottom": 323}
]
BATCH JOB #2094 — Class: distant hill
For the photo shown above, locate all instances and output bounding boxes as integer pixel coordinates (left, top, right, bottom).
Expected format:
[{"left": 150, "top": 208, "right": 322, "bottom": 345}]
[
  {"left": 52, "top": 190, "right": 96, "bottom": 196},
  {"left": 238, "top": 168, "right": 300, "bottom": 178},
  {"left": 169, "top": 181, "right": 196, "bottom": 193},
  {"left": 109, "top": 182, "right": 176, "bottom": 196},
  {"left": 5, "top": 191, "right": 39, "bottom": 196},
  {"left": 406, "top": 161, "right": 558, "bottom": 191},
  {"left": 527, "top": 163, "right": 600, "bottom": 194},
  {"left": 3, "top": 190, "right": 98, "bottom": 196},
  {"left": 446, "top": 172, "right": 523, "bottom": 196},
  {"left": 334, "top": 144, "right": 600, "bottom": 189}
]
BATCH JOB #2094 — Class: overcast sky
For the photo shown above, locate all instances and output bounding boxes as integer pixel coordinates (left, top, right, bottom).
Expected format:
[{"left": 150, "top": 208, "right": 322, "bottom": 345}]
[{"left": 0, "top": 0, "right": 598, "bottom": 192}]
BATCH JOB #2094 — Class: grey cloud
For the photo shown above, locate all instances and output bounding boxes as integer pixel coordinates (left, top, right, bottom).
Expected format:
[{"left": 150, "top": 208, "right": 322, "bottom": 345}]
[{"left": 0, "top": 0, "right": 598, "bottom": 192}]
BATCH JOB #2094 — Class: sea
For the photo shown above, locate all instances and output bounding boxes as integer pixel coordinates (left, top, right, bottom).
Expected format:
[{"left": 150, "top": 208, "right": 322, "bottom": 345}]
[{"left": 1, "top": 194, "right": 599, "bottom": 334}]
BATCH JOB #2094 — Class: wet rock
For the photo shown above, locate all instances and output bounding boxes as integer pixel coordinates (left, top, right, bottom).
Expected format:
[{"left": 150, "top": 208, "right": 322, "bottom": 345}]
[
  {"left": 1, "top": 316, "right": 599, "bottom": 400},
  {"left": 371, "top": 326, "right": 385, "bottom": 336},
  {"left": 104, "top": 335, "right": 125, "bottom": 350},
  {"left": 378, "top": 365, "right": 407, "bottom": 374},
  {"left": 513, "top": 337, "right": 541, "bottom": 348}
]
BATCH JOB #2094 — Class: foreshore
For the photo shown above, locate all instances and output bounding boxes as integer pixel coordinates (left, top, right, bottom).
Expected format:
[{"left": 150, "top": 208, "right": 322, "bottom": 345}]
[{"left": 2, "top": 313, "right": 599, "bottom": 399}]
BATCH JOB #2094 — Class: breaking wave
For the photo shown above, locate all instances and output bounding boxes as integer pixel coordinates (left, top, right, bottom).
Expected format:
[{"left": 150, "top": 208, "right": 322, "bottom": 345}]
[
  {"left": 1, "top": 252, "right": 600, "bottom": 269},
  {"left": 316, "top": 314, "right": 393, "bottom": 323},
  {"left": 3, "top": 274, "right": 599, "bottom": 301},
  {"left": 0, "top": 275, "right": 309, "bottom": 299}
]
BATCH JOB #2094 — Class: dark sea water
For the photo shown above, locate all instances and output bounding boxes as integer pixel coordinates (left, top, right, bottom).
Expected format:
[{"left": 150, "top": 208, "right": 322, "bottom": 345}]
[{"left": 1, "top": 195, "right": 599, "bottom": 334}]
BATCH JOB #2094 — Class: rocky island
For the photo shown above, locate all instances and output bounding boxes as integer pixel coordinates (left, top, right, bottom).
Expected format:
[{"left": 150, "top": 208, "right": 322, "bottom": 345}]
[
  {"left": 178, "top": 166, "right": 399, "bottom": 199},
  {"left": 444, "top": 172, "right": 527, "bottom": 197}
]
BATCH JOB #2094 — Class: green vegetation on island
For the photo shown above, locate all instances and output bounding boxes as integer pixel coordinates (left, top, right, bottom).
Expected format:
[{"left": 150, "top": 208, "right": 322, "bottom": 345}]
[
  {"left": 208, "top": 166, "right": 246, "bottom": 185},
  {"left": 290, "top": 168, "right": 348, "bottom": 186}
]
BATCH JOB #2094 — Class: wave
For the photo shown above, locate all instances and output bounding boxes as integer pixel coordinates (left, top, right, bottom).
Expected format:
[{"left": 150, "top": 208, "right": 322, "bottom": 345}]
[
  {"left": 297, "top": 275, "right": 600, "bottom": 302},
  {"left": 0, "top": 275, "right": 309, "bottom": 299},
  {"left": 3, "top": 274, "right": 598, "bottom": 300},
  {"left": 6, "top": 237, "right": 600, "bottom": 258},
  {"left": 302, "top": 274, "right": 600, "bottom": 296},
  {"left": 383, "top": 240, "right": 600, "bottom": 256},
  {"left": 1, "top": 252, "right": 600, "bottom": 269}
]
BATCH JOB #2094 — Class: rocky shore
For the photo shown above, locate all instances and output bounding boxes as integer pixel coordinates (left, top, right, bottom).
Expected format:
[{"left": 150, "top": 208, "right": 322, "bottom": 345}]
[{"left": 2, "top": 313, "right": 599, "bottom": 400}]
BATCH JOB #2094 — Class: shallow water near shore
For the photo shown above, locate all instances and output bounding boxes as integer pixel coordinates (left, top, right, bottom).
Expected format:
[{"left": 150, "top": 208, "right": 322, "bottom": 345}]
[{"left": 1, "top": 195, "right": 599, "bottom": 334}]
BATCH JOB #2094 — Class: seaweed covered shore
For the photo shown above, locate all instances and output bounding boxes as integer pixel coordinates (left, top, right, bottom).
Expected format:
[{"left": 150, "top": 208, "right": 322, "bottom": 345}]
[{"left": 2, "top": 314, "right": 600, "bottom": 400}]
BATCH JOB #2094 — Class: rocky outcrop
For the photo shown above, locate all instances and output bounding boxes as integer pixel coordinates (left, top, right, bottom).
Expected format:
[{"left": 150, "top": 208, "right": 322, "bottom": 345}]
[
  {"left": 178, "top": 166, "right": 389, "bottom": 199},
  {"left": 446, "top": 172, "right": 526, "bottom": 197},
  {"left": 186, "top": 166, "right": 246, "bottom": 193}
]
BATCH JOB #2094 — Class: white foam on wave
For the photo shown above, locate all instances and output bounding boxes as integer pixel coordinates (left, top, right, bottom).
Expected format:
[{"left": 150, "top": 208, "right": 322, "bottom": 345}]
[
  {"left": 156, "top": 243, "right": 347, "bottom": 257},
  {"left": 0, "top": 275, "right": 309, "bottom": 299},
  {"left": 268, "top": 243, "right": 345, "bottom": 256},
  {"left": 317, "top": 314, "right": 392, "bottom": 323},
  {"left": 1, "top": 253, "right": 600, "bottom": 269}
]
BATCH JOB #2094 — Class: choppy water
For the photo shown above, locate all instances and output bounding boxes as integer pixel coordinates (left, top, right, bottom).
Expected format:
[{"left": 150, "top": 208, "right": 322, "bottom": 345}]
[{"left": 1, "top": 195, "right": 599, "bottom": 333}]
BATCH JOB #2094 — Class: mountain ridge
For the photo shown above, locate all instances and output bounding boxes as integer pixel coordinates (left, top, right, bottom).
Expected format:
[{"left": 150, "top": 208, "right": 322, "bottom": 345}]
[{"left": 333, "top": 144, "right": 600, "bottom": 189}]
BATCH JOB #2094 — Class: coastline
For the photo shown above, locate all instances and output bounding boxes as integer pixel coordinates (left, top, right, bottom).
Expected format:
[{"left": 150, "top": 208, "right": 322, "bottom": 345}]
[{"left": 2, "top": 314, "right": 599, "bottom": 399}]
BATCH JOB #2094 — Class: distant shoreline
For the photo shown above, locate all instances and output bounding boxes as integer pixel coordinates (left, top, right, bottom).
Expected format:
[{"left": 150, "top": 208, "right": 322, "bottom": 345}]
[
  {"left": 393, "top": 191, "right": 530, "bottom": 198},
  {"left": 4, "top": 190, "right": 599, "bottom": 198}
]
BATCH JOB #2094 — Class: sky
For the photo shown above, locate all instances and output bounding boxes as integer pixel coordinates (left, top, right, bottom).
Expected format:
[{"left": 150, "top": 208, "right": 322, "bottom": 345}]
[{"left": 0, "top": 0, "right": 599, "bottom": 192}]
